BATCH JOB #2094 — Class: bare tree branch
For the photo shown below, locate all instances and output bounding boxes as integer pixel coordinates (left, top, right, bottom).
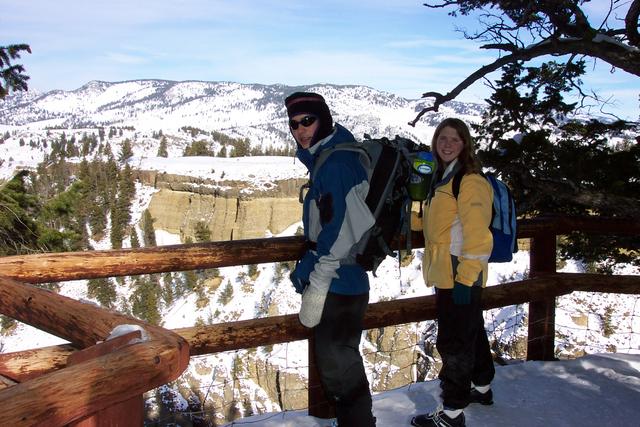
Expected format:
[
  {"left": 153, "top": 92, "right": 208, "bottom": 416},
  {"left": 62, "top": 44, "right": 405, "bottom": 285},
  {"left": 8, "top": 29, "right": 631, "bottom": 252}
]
[
  {"left": 409, "top": 34, "right": 640, "bottom": 126},
  {"left": 627, "top": 0, "right": 640, "bottom": 47},
  {"left": 413, "top": 1, "right": 640, "bottom": 125},
  {"left": 423, "top": 1, "right": 458, "bottom": 9}
]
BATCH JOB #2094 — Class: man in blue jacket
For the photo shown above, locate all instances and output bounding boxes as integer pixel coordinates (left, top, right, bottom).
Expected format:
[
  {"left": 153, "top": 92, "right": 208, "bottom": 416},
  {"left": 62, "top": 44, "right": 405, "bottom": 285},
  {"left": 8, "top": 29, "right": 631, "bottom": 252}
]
[{"left": 286, "top": 91, "right": 376, "bottom": 427}]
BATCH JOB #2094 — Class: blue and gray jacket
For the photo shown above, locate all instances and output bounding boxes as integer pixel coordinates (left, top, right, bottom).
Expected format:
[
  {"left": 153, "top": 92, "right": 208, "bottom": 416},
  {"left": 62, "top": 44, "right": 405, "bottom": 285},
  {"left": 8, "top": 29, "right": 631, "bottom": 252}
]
[{"left": 291, "top": 123, "right": 375, "bottom": 296}]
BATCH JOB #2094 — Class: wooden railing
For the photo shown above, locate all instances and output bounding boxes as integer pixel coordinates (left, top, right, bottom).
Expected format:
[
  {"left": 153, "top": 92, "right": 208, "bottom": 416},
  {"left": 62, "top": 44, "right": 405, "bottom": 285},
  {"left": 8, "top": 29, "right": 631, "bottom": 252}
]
[
  {"left": 0, "top": 215, "right": 638, "bottom": 424},
  {"left": 0, "top": 275, "right": 190, "bottom": 425}
]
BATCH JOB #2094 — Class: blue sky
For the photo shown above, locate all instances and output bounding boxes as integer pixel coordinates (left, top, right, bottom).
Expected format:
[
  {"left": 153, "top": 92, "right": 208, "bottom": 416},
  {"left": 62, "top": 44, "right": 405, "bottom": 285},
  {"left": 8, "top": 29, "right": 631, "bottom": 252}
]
[{"left": 3, "top": 0, "right": 638, "bottom": 119}]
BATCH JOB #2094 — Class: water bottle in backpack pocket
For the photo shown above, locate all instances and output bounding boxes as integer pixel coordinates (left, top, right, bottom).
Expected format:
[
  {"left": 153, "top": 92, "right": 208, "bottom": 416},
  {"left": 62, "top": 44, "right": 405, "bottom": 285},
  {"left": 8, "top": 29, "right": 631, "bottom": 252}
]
[{"left": 408, "top": 151, "right": 434, "bottom": 202}]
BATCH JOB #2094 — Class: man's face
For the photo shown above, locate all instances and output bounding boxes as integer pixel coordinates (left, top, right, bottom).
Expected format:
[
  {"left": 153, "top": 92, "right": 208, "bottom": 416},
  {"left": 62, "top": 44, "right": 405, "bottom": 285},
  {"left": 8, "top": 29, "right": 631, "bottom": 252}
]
[{"left": 289, "top": 114, "right": 319, "bottom": 149}]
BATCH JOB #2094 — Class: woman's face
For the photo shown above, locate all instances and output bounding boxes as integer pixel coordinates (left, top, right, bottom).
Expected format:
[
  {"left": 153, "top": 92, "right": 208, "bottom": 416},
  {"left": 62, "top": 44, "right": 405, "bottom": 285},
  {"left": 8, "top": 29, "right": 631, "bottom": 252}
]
[
  {"left": 436, "top": 126, "right": 464, "bottom": 166},
  {"left": 290, "top": 113, "right": 319, "bottom": 149}
]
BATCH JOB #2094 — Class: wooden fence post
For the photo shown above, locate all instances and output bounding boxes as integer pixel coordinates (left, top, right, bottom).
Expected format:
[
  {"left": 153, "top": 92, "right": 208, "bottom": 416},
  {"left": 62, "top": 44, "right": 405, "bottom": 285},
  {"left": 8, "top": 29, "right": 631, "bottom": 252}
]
[
  {"left": 307, "top": 335, "right": 335, "bottom": 419},
  {"left": 527, "top": 232, "right": 557, "bottom": 361},
  {"left": 66, "top": 331, "right": 144, "bottom": 426}
]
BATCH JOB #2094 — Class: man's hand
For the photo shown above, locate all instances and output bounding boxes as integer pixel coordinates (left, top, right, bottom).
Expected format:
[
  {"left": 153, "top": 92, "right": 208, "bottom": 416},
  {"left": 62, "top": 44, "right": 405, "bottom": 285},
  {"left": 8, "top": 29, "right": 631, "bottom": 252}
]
[{"left": 289, "top": 272, "right": 309, "bottom": 294}]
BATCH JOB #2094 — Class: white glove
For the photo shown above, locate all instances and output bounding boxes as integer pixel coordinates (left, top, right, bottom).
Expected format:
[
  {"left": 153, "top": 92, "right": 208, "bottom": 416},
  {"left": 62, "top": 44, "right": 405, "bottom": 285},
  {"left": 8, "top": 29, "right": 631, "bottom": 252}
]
[{"left": 299, "top": 283, "right": 328, "bottom": 328}]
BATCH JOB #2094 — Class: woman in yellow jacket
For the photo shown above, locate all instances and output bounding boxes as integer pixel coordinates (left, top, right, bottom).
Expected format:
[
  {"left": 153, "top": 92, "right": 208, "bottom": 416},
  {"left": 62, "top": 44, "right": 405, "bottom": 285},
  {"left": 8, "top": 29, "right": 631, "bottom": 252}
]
[{"left": 411, "top": 118, "right": 495, "bottom": 427}]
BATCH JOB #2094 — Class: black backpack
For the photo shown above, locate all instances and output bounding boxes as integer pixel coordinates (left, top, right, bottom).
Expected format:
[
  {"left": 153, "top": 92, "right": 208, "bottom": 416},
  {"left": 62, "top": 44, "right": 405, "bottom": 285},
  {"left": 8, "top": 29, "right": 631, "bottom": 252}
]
[{"left": 303, "top": 135, "right": 424, "bottom": 274}]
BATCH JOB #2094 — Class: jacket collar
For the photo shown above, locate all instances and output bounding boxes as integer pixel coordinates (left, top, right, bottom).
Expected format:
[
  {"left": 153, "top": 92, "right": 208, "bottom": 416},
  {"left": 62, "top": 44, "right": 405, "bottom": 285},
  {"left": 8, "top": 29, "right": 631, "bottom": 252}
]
[
  {"left": 428, "top": 159, "right": 461, "bottom": 200},
  {"left": 295, "top": 123, "right": 356, "bottom": 172},
  {"left": 442, "top": 158, "right": 460, "bottom": 181}
]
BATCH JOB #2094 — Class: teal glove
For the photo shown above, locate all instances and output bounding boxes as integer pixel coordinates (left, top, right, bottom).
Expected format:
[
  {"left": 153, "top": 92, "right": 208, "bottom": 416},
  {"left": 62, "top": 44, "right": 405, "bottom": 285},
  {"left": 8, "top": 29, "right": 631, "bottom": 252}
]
[{"left": 452, "top": 282, "right": 471, "bottom": 305}]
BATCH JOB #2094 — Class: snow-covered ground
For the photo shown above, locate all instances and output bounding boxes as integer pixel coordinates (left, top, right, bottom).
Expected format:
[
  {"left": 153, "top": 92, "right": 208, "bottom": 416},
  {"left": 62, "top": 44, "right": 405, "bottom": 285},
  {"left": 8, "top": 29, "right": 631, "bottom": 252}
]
[{"left": 225, "top": 352, "right": 640, "bottom": 426}]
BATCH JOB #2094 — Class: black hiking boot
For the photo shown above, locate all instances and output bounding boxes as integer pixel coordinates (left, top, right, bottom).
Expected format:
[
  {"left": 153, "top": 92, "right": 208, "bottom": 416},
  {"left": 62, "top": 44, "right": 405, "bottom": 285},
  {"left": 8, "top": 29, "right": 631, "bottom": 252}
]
[
  {"left": 469, "top": 387, "right": 493, "bottom": 405},
  {"left": 411, "top": 408, "right": 465, "bottom": 427}
]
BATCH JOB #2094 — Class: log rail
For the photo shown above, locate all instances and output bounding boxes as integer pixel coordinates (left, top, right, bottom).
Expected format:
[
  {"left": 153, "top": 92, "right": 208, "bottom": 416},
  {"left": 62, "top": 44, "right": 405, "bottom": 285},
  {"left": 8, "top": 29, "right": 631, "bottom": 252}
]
[
  {"left": 0, "top": 275, "right": 190, "bottom": 426},
  {"left": 0, "top": 215, "right": 638, "bottom": 424}
]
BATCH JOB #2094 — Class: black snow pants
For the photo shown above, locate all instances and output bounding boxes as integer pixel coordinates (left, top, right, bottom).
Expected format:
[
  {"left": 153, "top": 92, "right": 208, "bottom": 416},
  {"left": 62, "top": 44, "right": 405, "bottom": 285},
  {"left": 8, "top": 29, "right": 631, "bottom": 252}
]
[
  {"left": 436, "top": 286, "right": 495, "bottom": 410},
  {"left": 314, "top": 291, "right": 376, "bottom": 427}
]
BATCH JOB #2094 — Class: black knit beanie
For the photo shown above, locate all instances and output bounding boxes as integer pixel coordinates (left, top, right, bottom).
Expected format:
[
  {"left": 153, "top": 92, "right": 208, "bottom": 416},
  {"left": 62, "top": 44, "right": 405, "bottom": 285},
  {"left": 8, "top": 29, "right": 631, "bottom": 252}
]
[{"left": 285, "top": 92, "right": 333, "bottom": 145}]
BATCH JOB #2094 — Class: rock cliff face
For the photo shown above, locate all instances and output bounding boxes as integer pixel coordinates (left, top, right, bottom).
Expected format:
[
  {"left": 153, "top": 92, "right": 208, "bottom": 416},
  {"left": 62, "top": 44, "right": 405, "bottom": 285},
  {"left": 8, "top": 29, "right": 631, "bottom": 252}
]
[{"left": 140, "top": 171, "right": 307, "bottom": 241}]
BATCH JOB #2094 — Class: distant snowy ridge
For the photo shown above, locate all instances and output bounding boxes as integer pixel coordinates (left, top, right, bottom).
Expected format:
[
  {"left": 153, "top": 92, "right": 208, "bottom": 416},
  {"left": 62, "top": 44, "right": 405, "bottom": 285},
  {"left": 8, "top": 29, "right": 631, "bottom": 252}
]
[{"left": 0, "top": 80, "right": 486, "bottom": 150}]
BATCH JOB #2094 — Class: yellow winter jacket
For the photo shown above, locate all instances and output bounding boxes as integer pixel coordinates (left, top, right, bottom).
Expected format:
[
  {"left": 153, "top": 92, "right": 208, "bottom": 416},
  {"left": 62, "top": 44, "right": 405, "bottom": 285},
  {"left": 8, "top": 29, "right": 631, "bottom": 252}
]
[{"left": 415, "top": 167, "right": 493, "bottom": 290}]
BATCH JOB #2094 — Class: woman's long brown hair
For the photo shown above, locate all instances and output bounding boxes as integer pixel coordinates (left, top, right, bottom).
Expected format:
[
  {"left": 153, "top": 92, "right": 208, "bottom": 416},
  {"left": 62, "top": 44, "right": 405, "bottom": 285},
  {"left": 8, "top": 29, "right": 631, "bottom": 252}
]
[{"left": 430, "top": 117, "right": 482, "bottom": 174}]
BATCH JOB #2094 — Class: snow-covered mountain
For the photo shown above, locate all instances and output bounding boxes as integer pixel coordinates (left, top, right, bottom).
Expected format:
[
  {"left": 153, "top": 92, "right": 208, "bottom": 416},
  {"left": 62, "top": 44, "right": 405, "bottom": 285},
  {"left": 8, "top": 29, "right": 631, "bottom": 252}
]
[{"left": 0, "top": 79, "right": 483, "bottom": 149}]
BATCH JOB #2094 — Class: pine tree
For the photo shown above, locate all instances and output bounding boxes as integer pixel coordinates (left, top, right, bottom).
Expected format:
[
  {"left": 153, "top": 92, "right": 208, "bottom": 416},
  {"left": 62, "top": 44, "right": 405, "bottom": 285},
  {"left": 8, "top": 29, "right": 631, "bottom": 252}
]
[
  {"left": 183, "top": 270, "right": 197, "bottom": 292},
  {"left": 103, "top": 142, "right": 114, "bottom": 158},
  {"left": 218, "top": 280, "right": 234, "bottom": 305},
  {"left": 474, "top": 60, "right": 640, "bottom": 271},
  {"left": 88, "top": 201, "right": 107, "bottom": 240},
  {"left": 108, "top": 164, "right": 134, "bottom": 249},
  {"left": 157, "top": 136, "right": 168, "bottom": 157},
  {"left": 183, "top": 140, "right": 214, "bottom": 156},
  {"left": 230, "top": 138, "right": 251, "bottom": 157},
  {"left": 80, "top": 134, "right": 93, "bottom": 157},
  {"left": 0, "top": 315, "right": 17, "bottom": 335},
  {"left": 37, "top": 180, "right": 86, "bottom": 252},
  {"left": 193, "top": 221, "right": 211, "bottom": 242},
  {"left": 78, "top": 158, "right": 91, "bottom": 182},
  {"left": 118, "top": 164, "right": 136, "bottom": 207},
  {"left": 118, "top": 138, "right": 134, "bottom": 163},
  {"left": 130, "top": 275, "right": 161, "bottom": 325},
  {"left": 109, "top": 206, "right": 124, "bottom": 249},
  {"left": 247, "top": 264, "right": 258, "bottom": 277},
  {"left": 66, "top": 134, "right": 79, "bottom": 157},
  {"left": 0, "top": 172, "right": 40, "bottom": 255},
  {"left": 87, "top": 160, "right": 108, "bottom": 239},
  {"left": 87, "top": 277, "right": 117, "bottom": 308},
  {"left": 161, "top": 272, "right": 175, "bottom": 306},
  {"left": 0, "top": 44, "right": 31, "bottom": 98},
  {"left": 141, "top": 209, "right": 157, "bottom": 246},
  {"left": 130, "top": 228, "right": 141, "bottom": 248},
  {"left": 105, "top": 154, "right": 118, "bottom": 201},
  {"left": 58, "top": 133, "right": 68, "bottom": 159}
]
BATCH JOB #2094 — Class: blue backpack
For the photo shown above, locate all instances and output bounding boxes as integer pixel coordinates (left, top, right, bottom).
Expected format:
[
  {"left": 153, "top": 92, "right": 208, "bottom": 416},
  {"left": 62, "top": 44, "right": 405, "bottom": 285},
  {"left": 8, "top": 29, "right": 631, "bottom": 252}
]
[{"left": 452, "top": 171, "right": 518, "bottom": 263}]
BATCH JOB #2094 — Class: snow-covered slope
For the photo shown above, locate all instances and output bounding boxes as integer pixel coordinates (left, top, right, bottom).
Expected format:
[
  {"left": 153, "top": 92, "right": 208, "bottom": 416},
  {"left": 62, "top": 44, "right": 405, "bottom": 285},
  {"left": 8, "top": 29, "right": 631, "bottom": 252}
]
[{"left": 0, "top": 79, "right": 483, "bottom": 149}]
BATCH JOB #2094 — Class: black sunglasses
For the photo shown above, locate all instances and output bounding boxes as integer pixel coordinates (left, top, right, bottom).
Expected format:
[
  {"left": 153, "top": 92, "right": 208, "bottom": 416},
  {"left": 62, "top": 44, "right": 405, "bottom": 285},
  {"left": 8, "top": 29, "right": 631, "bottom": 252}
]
[{"left": 289, "top": 115, "right": 317, "bottom": 130}]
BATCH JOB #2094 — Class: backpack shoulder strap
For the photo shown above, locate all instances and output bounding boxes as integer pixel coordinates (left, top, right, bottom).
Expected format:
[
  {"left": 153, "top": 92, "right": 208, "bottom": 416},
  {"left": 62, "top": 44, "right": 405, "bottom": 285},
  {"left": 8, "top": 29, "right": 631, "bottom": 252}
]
[
  {"left": 311, "top": 143, "right": 371, "bottom": 181},
  {"left": 452, "top": 169, "right": 463, "bottom": 199},
  {"left": 452, "top": 170, "right": 487, "bottom": 199},
  {"left": 299, "top": 142, "right": 370, "bottom": 204}
]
